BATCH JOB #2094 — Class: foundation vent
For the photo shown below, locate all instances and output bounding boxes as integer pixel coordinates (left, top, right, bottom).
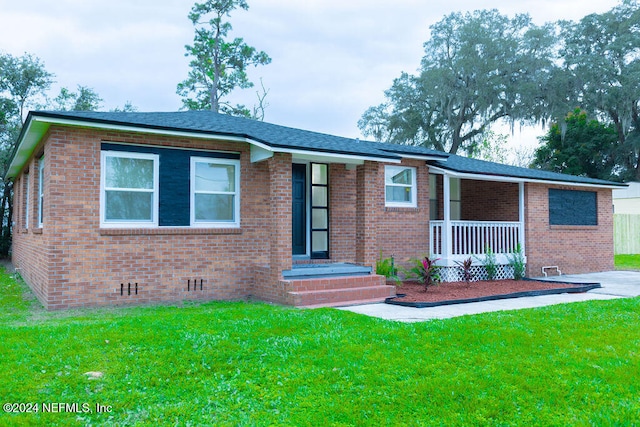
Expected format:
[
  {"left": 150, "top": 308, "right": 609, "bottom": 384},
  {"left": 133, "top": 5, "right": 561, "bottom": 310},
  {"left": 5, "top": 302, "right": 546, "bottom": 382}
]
[
  {"left": 120, "top": 282, "right": 139, "bottom": 296},
  {"left": 187, "top": 279, "right": 204, "bottom": 291}
]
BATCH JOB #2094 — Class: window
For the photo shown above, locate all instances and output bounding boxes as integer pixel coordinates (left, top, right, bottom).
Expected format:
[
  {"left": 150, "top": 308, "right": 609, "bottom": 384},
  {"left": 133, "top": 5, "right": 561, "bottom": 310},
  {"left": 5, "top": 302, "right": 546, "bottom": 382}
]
[
  {"left": 38, "top": 156, "right": 44, "bottom": 228},
  {"left": 24, "top": 173, "right": 29, "bottom": 229},
  {"left": 190, "top": 157, "right": 240, "bottom": 227},
  {"left": 101, "top": 151, "right": 159, "bottom": 227},
  {"left": 549, "top": 189, "right": 597, "bottom": 226},
  {"left": 385, "top": 166, "right": 417, "bottom": 207},
  {"left": 450, "top": 177, "right": 461, "bottom": 220},
  {"left": 429, "top": 174, "right": 438, "bottom": 220},
  {"left": 311, "top": 163, "right": 329, "bottom": 258}
]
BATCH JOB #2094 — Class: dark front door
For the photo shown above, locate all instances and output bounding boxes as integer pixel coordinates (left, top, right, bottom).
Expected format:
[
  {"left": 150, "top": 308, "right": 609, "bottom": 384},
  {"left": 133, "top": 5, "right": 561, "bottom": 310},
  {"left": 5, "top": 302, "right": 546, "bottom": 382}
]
[{"left": 292, "top": 164, "right": 307, "bottom": 255}]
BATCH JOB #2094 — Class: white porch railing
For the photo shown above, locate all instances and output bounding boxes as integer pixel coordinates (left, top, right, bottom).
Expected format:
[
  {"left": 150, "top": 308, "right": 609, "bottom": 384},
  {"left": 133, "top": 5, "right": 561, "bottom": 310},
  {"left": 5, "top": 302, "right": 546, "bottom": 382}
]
[{"left": 430, "top": 220, "right": 523, "bottom": 259}]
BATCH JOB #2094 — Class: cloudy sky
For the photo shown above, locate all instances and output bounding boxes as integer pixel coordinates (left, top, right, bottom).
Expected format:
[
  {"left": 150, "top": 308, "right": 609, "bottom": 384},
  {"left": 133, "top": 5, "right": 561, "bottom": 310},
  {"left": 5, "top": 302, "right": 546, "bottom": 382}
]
[{"left": 0, "top": 0, "right": 621, "bottom": 147}]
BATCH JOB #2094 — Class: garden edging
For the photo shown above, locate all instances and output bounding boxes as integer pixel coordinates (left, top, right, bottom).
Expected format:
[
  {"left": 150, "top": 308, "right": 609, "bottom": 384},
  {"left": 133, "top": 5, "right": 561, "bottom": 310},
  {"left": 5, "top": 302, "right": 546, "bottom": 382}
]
[{"left": 384, "top": 279, "right": 602, "bottom": 308}]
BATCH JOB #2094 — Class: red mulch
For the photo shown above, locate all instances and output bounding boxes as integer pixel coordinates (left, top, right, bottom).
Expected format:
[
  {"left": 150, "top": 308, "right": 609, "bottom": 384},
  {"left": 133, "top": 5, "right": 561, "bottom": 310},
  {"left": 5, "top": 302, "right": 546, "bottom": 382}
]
[{"left": 391, "top": 279, "right": 575, "bottom": 303}]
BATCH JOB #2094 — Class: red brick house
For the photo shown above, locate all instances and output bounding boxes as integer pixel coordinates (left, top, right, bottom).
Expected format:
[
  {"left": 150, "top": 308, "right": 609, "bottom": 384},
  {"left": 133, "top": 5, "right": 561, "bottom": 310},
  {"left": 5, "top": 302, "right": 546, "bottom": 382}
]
[{"left": 6, "top": 111, "right": 624, "bottom": 309}]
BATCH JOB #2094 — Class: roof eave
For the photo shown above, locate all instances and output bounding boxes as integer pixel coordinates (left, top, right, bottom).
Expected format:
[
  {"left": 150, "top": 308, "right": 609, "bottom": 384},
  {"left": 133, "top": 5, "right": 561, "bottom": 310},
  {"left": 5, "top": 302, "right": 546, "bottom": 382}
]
[
  {"left": 428, "top": 164, "right": 626, "bottom": 189},
  {"left": 5, "top": 113, "right": 401, "bottom": 179}
]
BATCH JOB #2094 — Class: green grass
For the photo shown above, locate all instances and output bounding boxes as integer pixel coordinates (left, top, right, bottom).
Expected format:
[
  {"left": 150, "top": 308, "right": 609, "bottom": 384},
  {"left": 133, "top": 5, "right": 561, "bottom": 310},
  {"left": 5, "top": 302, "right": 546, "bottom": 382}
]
[
  {"left": 1, "top": 269, "right": 640, "bottom": 426},
  {"left": 615, "top": 254, "right": 640, "bottom": 271}
]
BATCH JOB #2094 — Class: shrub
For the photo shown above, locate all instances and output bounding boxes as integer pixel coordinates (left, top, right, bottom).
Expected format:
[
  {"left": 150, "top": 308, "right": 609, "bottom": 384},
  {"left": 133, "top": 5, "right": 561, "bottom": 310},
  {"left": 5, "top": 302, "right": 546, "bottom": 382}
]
[
  {"left": 404, "top": 255, "right": 441, "bottom": 291},
  {"left": 455, "top": 257, "right": 474, "bottom": 286},
  {"left": 507, "top": 243, "right": 526, "bottom": 280},
  {"left": 376, "top": 251, "right": 401, "bottom": 285},
  {"left": 475, "top": 246, "right": 498, "bottom": 281}
]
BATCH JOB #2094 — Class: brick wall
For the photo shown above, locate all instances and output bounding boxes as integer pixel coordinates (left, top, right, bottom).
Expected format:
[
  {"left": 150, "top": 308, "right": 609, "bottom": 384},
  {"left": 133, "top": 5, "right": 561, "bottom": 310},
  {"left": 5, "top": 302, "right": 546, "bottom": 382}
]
[
  {"left": 462, "top": 180, "right": 519, "bottom": 221},
  {"left": 12, "top": 154, "right": 50, "bottom": 306},
  {"left": 250, "top": 153, "right": 292, "bottom": 304},
  {"left": 524, "top": 183, "right": 614, "bottom": 276},
  {"left": 356, "top": 161, "right": 381, "bottom": 268},
  {"left": 329, "top": 164, "right": 357, "bottom": 263},
  {"left": 377, "top": 160, "right": 431, "bottom": 270},
  {"left": 12, "top": 126, "right": 272, "bottom": 309}
]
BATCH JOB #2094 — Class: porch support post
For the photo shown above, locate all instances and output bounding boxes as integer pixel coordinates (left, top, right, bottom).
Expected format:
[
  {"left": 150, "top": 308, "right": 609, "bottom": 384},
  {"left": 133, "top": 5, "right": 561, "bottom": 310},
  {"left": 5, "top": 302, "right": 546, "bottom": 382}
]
[
  {"left": 268, "top": 153, "right": 292, "bottom": 278},
  {"left": 442, "top": 173, "right": 452, "bottom": 262},
  {"left": 518, "top": 181, "right": 525, "bottom": 254}
]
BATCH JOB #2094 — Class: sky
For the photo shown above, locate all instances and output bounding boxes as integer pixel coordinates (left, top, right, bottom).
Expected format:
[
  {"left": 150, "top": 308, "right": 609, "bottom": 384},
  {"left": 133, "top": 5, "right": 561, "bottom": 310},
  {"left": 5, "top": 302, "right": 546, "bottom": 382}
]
[{"left": 0, "top": 0, "right": 622, "bottom": 150}]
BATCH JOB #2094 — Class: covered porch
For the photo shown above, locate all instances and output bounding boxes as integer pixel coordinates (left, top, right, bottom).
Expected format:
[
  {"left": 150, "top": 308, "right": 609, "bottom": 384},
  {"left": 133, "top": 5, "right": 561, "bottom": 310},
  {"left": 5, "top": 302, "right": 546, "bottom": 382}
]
[{"left": 428, "top": 169, "right": 526, "bottom": 281}]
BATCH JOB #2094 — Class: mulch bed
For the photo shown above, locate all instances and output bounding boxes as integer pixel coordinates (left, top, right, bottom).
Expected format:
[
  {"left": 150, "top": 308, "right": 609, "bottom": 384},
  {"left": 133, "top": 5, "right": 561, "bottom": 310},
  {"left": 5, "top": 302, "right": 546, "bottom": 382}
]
[{"left": 387, "top": 279, "right": 601, "bottom": 308}]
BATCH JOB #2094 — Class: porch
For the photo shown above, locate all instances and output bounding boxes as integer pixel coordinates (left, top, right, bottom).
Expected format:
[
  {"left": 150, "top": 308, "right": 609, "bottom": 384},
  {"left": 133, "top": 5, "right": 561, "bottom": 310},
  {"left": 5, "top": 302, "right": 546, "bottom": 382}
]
[{"left": 427, "top": 172, "right": 526, "bottom": 281}]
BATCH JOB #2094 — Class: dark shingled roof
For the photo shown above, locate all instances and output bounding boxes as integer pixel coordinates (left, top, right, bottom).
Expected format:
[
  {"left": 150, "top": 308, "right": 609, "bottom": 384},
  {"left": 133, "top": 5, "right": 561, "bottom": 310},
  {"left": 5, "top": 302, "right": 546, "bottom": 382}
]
[
  {"left": 28, "top": 110, "right": 447, "bottom": 161},
  {"left": 428, "top": 154, "right": 626, "bottom": 187},
  {"left": 7, "top": 110, "right": 625, "bottom": 188}
]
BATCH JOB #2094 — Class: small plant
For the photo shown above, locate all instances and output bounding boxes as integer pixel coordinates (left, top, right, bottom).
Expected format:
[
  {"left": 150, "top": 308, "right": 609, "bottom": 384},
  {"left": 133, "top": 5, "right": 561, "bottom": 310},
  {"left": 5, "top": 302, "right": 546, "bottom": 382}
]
[
  {"left": 507, "top": 243, "right": 526, "bottom": 280},
  {"left": 404, "top": 255, "right": 441, "bottom": 291},
  {"left": 376, "top": 251, "right": 401, "bottom": 285},
  {"left": 475, "top": 245, "right": 498, "bottom": 281},
  {"left": 455, "top": 257, "right": 474, "bottom": 286}
]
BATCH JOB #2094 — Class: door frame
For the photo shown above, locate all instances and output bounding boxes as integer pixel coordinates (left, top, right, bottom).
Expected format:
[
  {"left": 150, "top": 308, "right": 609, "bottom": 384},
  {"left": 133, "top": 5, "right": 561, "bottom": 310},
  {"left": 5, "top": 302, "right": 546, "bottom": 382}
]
[
  {"left": 292, "top": 163, "right": 309, "bottom": 258},
  {"left": 292, "top": 162, "right": 329, "bottom": 259}
]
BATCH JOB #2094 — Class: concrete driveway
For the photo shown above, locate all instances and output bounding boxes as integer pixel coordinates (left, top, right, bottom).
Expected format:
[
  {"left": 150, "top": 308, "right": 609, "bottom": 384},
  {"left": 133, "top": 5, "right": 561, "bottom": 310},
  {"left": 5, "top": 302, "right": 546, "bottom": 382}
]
[{"left": 337, "top": 271, "right": 640, "bottom": 323}]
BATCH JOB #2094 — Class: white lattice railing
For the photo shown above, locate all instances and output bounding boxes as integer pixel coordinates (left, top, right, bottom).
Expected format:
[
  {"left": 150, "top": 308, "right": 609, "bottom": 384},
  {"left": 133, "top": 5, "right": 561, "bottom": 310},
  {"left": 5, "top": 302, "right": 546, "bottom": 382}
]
[{"left": 430, "top": 220, "right": 523, "bottom": 258}]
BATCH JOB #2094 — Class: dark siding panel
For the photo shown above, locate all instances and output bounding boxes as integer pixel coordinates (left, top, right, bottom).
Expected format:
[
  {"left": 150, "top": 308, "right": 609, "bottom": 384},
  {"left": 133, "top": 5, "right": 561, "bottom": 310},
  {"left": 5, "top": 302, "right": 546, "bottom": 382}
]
[
  {"left": 549, "top": 189, "right": 597, "bottom": 226},
  {"left": 101, "top": 143, "right": 240, "bottom": 226},
  {"left": 159, "top": 153, "right": 190, "bottom": 226}
]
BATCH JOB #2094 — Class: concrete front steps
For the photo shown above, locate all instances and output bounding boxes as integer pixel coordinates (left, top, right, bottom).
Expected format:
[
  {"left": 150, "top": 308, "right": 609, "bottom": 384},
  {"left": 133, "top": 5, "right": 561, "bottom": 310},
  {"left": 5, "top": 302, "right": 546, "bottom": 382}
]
[{"left": 282, "top": 263, "right": 395, "bottom": 307}]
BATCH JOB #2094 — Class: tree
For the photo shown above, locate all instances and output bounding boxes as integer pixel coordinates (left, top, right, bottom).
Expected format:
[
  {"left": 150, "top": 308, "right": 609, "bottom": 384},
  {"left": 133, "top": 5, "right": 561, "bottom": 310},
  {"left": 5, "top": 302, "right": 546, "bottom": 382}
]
[
  {"left": 532, "top": 108, "right": 619, "bottom": 180},
  {"left": 359, "top": 9, "right": 557, "bottom": 154},
  {"left": 53, "top": 85, "right": 103, "bottom": 111},
  {"left": 0, "top": 52, "right": 54, "bottom": 256},
  {"left": 0, "top": 53, "right": 53, "bottom": 122},
  {"left": 557, "top": 0, "right": 640, "bottom": 180},
  {"left": 177, "top": 0, "right": 271, "bottom": 115},
  {"left": 467, "top": 131, "right": 509, "bottom": 164},
  {"left": 111, "top": 101, "right": 138, "bottom": 113}
]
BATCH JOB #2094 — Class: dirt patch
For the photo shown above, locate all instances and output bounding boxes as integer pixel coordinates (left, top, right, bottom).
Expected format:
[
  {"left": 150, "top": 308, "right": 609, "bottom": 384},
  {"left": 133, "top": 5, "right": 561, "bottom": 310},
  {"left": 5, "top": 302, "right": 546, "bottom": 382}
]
[{"left": 391, "top": 279, "right": 588, "bottom": 303}]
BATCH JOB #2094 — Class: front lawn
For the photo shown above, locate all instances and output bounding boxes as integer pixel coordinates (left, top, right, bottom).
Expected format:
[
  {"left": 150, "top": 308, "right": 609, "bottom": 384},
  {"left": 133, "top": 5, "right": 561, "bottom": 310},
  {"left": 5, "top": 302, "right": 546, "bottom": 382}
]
[
  {"left": 1, "top": 268, "right": 639, "bottom": 426},
  {"left": 615, "top": 254, "right": 640, "bottom": 271}
]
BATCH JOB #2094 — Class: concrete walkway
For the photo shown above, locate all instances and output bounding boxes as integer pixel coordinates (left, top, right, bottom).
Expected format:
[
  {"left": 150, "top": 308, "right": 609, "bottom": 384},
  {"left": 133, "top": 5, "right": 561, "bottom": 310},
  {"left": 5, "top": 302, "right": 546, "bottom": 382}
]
[{"left": 337, "top": 271, "right": 640, "bottom": 322}]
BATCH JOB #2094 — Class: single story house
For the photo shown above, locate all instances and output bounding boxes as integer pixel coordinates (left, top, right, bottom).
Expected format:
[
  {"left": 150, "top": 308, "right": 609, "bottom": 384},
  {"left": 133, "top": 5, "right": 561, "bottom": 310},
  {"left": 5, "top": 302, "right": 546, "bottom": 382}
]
[{"left": 6, "top": 110, "right": 625, "bottom": 309}]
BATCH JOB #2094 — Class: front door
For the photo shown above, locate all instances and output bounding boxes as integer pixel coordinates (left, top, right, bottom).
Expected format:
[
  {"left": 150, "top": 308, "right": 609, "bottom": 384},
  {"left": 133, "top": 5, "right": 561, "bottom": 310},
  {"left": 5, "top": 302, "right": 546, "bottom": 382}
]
[{"left": 292, "top": 164, "right": 307, "bottom": 255}]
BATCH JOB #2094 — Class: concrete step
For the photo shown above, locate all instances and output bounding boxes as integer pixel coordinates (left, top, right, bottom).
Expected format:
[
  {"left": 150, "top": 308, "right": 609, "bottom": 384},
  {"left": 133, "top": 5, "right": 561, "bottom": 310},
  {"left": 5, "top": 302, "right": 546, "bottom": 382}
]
[
  {"left": 283, "top": 263, "right": 372, "bottom": 279},
  {"left": 283, "top": 274, "right": 386, "bottom": 293},
  {"left": 287, "top": 284, "right": 395, "bottom": 307}
]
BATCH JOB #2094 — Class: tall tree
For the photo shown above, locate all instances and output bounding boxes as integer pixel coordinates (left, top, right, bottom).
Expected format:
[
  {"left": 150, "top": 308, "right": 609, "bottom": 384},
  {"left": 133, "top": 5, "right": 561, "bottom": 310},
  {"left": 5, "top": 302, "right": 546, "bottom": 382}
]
[
  {"left": 558, "top": 0, "right": 640, "bottom": 180},
  {"left": 359, "top": 9, "right": 557, "bottom": 154},
  {"left": 533, "top": 108, "right": 619, "bottom": 180},
  {"left": 53, "top": 85, "right": 103, "bottom": 111},
  {"left": 177, "top": 0, "right": 271, "bottom": 115},
  {"left": 0, "top": 52, "right": 54, "bottom": 255},
  {"left": 0, "top": 53, "right": 53, "bottom": 122}
]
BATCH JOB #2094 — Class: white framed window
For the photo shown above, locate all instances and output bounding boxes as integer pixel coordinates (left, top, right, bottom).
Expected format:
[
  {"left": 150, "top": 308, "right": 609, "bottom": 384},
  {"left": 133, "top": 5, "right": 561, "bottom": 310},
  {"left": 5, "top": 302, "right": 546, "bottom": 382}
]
[
  {"left": 100, "top": 151, "right": 159, "bottom": 227},
  {"left": 38, "top": 156, "right": 44, "bottom": 228},
  {"left": 450, "top": 177, "right": 461, "bottom": 220},
  {"left": 190, "top": 157, "right": 240, "bottom": 227},
  {"left": 385, "top": 165, "right": 417, "bottom": 207}
]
